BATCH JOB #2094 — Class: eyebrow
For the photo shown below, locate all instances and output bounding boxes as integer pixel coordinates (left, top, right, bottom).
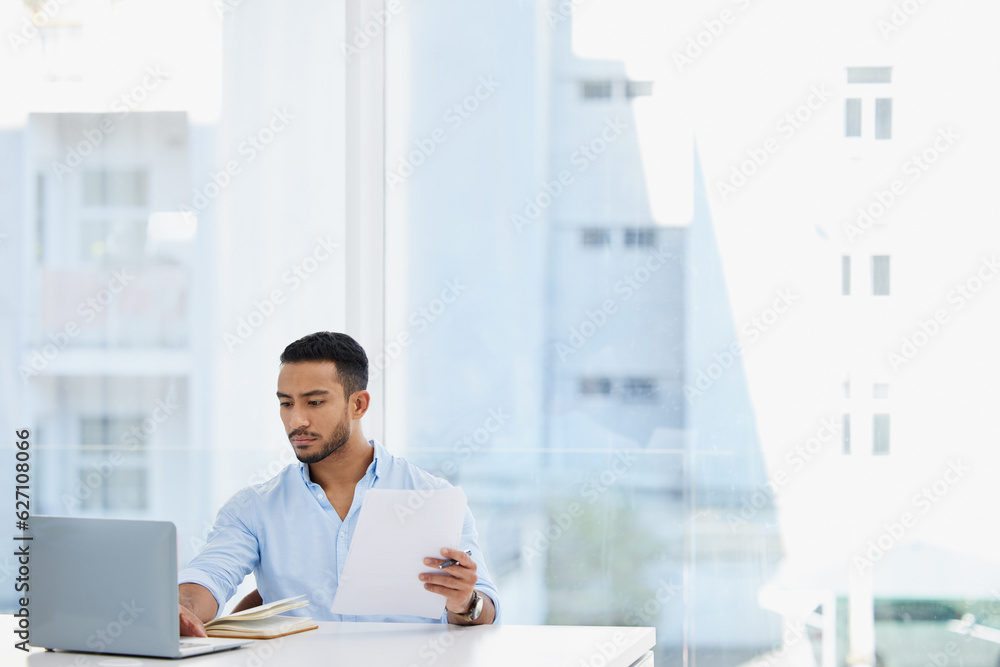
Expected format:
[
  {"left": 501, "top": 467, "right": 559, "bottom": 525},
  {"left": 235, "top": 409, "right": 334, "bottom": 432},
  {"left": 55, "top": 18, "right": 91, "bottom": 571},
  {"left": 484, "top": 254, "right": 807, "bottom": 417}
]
[{"left": 276, "top": 389, "right": 330, "bottom": 399}]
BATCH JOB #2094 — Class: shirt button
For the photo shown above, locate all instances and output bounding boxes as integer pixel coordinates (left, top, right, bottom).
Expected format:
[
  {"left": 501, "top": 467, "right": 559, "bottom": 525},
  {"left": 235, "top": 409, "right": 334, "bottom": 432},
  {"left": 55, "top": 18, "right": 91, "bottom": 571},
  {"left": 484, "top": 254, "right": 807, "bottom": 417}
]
[{"left": 317, "top": 493, "right": 323, "bottom": 499}]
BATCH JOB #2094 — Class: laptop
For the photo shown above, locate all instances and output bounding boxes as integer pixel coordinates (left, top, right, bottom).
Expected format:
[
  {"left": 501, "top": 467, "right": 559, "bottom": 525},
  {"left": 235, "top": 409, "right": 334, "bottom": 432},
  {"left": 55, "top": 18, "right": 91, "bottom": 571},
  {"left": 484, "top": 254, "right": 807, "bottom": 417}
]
[{"left": 30, "top": 516, "right": 251, "bottom": 659}]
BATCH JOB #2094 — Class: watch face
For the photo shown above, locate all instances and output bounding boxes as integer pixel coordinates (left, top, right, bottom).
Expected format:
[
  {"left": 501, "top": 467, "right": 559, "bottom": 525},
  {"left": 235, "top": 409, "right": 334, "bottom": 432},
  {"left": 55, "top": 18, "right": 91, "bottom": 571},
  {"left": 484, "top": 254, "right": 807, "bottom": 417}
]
[{"left": 469, "top": 592, "right": 484, "bottom": 620}]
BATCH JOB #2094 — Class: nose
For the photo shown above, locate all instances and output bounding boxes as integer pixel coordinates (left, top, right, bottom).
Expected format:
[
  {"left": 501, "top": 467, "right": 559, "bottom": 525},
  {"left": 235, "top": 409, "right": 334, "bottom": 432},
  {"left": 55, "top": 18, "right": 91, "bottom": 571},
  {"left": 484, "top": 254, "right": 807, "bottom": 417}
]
[{"left": 289, "top": 404, "right": 309, "bottom": 430}]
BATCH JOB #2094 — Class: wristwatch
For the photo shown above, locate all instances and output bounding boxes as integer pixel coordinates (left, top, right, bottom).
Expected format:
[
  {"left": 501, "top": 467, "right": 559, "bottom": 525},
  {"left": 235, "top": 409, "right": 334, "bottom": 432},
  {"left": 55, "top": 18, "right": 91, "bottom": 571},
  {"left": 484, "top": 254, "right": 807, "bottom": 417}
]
[{"left": 453, "top": 590, "right": 483, "bottom": 622}]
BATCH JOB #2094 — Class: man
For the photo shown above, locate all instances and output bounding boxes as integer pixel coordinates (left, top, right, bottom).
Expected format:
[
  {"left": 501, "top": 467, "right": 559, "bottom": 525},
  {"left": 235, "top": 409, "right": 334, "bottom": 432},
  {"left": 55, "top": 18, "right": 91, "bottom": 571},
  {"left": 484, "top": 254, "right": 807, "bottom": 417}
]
[{"left": 178, "top": 332, "right": 499, "bottom": 636}]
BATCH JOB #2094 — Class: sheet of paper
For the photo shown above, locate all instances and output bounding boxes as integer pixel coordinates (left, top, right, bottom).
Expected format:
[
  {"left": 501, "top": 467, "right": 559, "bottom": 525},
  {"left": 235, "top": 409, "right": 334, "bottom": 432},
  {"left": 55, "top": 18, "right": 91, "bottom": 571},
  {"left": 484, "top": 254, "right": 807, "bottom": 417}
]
[{"left": 330, "top": 486, "right": 467, "bottom": 619}]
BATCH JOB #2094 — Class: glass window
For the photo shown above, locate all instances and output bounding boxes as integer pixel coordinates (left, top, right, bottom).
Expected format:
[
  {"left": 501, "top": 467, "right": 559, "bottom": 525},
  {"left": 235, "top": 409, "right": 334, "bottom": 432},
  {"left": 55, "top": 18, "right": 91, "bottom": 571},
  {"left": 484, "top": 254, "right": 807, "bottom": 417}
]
[
  {"left": 872, "top": 255, "right": 891, "bottom": 295},
  {"left": 581, "top": 228, "right": 611, "bottom": 247},
  {"left": 845, "top": 98, "right": 862, "bottom": 137},
  {"left": 6, "top": 4, "right": 999, "bottom": 666},
  {"left": 82, "top": 170, "right": 149, "bottom": 208},
  {"left": 873, "top": 414, "right": 891, "bottom": 455},
  {"left": 624, "top": 228, "right": 657, "bottom": 248},
  {"left": 847, "top": 67, "right": 892, "bottom": 84},
  {"left": 843, "top": 413, "right": 851, "bottom": 454},
  {"left": 581, "top": 80, "right": 613, "bottom": 99},
  {"left": 875, "top": 98, "right": 893, "bottom": 140},
  {"left": 579, "top": 377, "right": 613, "bottom": 395},
  {"left": 622, "top": 377, "right": 658, "bottom": 402},
  {"left": 625, "top": 81, "right": 654, "bottom": 98}
]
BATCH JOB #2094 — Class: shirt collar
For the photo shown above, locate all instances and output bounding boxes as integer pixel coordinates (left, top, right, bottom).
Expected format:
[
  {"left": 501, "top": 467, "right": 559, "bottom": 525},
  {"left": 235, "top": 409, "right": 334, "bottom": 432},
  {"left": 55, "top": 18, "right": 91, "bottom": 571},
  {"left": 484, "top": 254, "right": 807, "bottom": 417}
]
[{"left": 298, "top": 438, "right": 384, "bottom": 486}]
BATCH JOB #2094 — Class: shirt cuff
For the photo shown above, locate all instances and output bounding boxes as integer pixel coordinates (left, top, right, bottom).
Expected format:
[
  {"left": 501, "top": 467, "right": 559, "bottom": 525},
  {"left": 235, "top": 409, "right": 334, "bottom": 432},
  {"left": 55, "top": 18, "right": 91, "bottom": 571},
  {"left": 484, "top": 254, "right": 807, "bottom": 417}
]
[{"left": 178, "top": 571, "right": 229, "bottom": 620}]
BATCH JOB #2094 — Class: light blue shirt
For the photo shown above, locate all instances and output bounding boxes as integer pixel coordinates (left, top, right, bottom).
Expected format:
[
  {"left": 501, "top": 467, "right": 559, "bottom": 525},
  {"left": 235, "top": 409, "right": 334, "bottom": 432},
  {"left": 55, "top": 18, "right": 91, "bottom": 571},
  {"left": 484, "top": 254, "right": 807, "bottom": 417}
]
[{"left": 179, "top": 440, "right": 501, "bottom": 624}]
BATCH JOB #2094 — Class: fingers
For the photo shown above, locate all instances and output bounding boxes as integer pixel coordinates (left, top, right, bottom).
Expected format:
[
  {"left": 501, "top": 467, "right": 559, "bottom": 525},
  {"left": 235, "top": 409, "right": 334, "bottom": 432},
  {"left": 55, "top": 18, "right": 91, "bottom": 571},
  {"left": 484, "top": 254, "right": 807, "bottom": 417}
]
[
  {"left": 441, "top": 547, "right": 475, "bottom": 568},
  {"left": 178, "top": 605, "right": 208, "bottom": 638},
  {"left": 423, "top": 548, "right": 477, "bottom": 571},
  {"left": 421, "top": 548, "right": 479, "bottom": 614}
]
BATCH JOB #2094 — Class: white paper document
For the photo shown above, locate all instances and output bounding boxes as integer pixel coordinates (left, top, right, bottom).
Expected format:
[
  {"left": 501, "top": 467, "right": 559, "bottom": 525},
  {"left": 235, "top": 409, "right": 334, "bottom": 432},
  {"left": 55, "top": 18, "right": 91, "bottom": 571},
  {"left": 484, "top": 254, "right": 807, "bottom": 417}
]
[{"left": 330, "top": 486, "right": 467, "bottom": 619}]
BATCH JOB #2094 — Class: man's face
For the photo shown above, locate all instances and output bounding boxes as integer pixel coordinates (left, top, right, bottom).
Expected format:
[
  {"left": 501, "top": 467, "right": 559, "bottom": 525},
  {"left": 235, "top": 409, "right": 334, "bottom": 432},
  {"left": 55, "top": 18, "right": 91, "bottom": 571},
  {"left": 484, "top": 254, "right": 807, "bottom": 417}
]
[{"left": 277, "top": 361, "right": 353, "bottom": 464}]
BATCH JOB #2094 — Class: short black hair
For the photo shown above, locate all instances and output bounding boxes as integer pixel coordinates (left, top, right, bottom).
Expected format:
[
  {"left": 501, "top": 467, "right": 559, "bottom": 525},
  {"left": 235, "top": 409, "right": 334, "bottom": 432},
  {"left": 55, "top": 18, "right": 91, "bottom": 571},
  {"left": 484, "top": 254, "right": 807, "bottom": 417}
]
[{"left": 279, "top": 332, "right": 368, "bottom": 398}]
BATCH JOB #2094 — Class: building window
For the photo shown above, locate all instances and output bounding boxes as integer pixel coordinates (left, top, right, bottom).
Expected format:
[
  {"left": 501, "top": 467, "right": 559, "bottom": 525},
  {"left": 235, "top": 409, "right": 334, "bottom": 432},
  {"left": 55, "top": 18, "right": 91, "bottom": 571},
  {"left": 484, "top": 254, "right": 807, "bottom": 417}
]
[
  {"left": 81, "top": 220, "right": 149, "bottom": 265},
  {"left": 582, "top": 228, "right": 611, "bottom": 247},
  {"left": 847, "top": 67, "right": 892, "bottom": 84},
  {"left": 624, "top": 228, "right": 657, "bottom": 248},
  {"left": 875, "top": 98, "right": 893, "bottom": 140},
  {"left": 79, "top": 416, "right": 148, "bottom": 511},
  {"left": 872, "top": 255, "right": 891, "bottom": 296},
  {"left": 845, "top": 99, "right": 862, "bottom": 137},
  {"left": 579, "top": 377, "right": 613, "bottom": 396},
  {"left": 845, "top": 67, "right": 892, "bottom": 141},
  {"left": 83, "top": 170, "right": 149, "bottom": 207},
  {"left": 873, "top": 414, "right": 891, "bottom": 455},
  {"left": 625, "top": 81, "right": 654, "bottom": 98},
  {"left": 842, "top": 414, "right": 851, "bottom": 454},
  {"left": 80, "top": 169, "right": 150, "bottom": 266},
  {"left": 581, "top": 80, "right": 613, "bottom": 100},
  {"left": 623, "top": 378, "right": 658, "bottom": 402},
  {"left": 842, "top": 255, "right": 851, "bottom": 295}
]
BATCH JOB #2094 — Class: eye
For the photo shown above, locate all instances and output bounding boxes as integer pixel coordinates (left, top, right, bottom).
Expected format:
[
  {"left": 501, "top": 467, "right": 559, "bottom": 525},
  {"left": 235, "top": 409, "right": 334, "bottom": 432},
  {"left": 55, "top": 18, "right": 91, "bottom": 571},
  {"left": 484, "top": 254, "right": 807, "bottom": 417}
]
[
  {"left": 279, "top": 401, "right": 291, "bottom": 407},
  {"left": 309, "top": 400, "right": 324, "bottom": 406}
]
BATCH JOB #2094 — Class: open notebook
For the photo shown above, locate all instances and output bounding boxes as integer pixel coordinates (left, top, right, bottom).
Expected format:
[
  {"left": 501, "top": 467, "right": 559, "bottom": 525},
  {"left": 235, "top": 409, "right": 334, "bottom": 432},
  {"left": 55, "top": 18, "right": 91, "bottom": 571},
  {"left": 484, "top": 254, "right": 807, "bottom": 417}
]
[{"left": 206, "top": 595, "right": 319, "bottom": 639}]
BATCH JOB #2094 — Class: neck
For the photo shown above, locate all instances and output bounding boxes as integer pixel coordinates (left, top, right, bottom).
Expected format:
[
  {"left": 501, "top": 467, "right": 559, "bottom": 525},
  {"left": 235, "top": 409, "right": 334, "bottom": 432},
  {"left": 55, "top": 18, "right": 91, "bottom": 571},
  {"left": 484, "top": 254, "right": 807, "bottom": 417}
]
[{"left": 307, "top": 429, "right": 374, "bottom": 490}]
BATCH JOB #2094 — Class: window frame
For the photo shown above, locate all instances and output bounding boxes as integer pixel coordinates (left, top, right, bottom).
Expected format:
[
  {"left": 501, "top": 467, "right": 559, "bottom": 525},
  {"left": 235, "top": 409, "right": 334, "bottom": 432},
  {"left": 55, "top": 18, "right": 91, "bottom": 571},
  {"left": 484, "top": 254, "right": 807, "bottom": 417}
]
[{"left": 345, "top": 0, "right": 387, "bottom": 441}]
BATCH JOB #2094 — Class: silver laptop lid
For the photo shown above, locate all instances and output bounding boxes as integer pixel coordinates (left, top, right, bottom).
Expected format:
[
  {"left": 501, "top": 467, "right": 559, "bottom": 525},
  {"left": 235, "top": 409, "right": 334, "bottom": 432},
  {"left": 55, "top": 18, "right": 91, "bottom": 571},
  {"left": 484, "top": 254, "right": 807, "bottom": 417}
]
[{"left": 30, "top": 516, "right": 182, "bottom": 658}]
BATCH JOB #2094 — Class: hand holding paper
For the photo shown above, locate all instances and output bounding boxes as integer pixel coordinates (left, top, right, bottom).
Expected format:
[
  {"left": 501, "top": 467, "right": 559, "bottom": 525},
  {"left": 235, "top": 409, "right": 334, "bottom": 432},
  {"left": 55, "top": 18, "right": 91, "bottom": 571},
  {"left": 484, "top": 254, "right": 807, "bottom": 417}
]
[{"left": 330, "top": 486, "right": 468, "bottom": 618}]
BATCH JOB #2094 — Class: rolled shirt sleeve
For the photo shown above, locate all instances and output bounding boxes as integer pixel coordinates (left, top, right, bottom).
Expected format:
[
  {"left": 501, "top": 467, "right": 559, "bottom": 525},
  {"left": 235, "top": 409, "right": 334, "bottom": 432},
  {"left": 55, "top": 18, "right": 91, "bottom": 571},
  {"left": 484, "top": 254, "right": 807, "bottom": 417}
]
[{"left": 178, "top": 487, "right": 261, "bottom": 616}]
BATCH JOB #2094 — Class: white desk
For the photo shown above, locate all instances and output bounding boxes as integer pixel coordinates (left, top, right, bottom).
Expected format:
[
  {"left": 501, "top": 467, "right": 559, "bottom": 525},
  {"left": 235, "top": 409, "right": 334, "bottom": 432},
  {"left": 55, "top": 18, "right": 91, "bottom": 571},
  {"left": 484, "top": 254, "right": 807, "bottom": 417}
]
[{"left": 4, "top": 617, "right": 655, "bottom": 667}]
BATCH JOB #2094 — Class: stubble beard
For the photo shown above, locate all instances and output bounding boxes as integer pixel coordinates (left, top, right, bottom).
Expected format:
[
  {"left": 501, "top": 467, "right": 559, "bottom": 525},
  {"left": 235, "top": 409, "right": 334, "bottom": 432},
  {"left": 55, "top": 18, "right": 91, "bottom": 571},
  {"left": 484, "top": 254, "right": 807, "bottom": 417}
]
[{"left": 290, "top": 416, "right": 352, "bottom": 464}]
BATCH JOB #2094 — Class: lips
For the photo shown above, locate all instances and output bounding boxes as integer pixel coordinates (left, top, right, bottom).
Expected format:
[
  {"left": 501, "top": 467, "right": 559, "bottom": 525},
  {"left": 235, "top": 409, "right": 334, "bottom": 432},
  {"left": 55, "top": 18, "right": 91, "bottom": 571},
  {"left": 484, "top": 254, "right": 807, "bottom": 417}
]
[{"left": 289, "top": 431, "right": 319, "bottom": 446}]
